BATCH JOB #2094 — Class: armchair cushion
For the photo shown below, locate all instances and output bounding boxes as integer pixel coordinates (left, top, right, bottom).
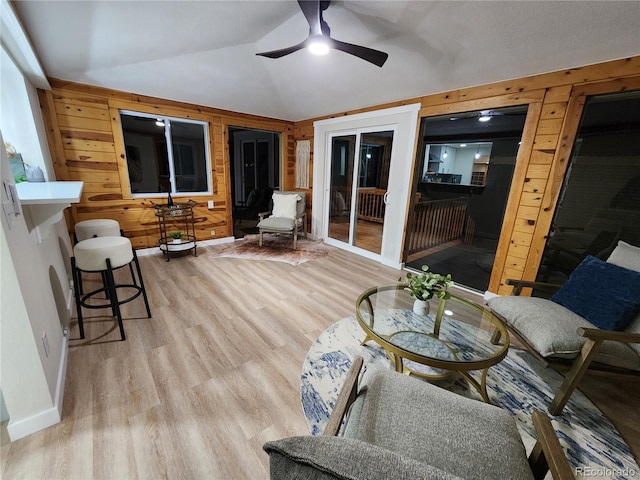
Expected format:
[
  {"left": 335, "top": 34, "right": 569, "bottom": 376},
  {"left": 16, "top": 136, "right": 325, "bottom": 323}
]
[
  {"left": 606, "top": 241, "right": 640, "bottom": 344},
  {"left": 487, "top": 296, "right": 591, "bottom": 357},
  {"left": 550, "top": 255, "right": 640, "bottom": 331},
  {"left": 341, "top": 367, "right": 534, "bottom": 480},
  {"left": 272, "top": 193, "right": 301, "bottom": 220},
  {"left": 264, "top": 435, "right": 462, "bottom": 480},
  {"left": 257, "top": 216, "right": 296, "bottom": 232},
  {"left": 607, "top": 240, "right": 640, "bottom": 272},
  {"left": 487, "top": 296, "right": 640, "bottom": 368},
  {"left": 264, "top": 367, "right": 535, "bottom": 480}
]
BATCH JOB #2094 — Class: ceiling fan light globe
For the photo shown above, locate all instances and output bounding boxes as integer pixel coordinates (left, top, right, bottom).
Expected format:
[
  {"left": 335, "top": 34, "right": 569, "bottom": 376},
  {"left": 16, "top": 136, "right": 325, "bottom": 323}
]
[
  {"left": 308, "top": 39, "right": 330, "bottom": 55},
  {"left": 478, "top": 115, "right": 491, "bottom": 122}
]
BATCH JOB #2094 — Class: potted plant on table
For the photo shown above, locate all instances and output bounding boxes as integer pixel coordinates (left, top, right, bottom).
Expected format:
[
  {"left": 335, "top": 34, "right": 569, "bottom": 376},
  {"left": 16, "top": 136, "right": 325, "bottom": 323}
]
[
  {"left": 399, "top": 265, "right": 454, "bottom": 315},
  {"left": 169, "top": 231, "right": 183, "bottom": 243}
]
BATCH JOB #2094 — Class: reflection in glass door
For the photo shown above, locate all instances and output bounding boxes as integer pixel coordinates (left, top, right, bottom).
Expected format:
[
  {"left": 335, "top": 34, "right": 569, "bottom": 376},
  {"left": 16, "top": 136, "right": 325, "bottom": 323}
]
[
  {"left": 406, "top": 105, "right": 528, "bottom": 292},
  {"left": 327, "top": 130, "right": 394, "bottom": 255},
  {"left": 328, "top": 135, "right": 355, "bottom": 244}
]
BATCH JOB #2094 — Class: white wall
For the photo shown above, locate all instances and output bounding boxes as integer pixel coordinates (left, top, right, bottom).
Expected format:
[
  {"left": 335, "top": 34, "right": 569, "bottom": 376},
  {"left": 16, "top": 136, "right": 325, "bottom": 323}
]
[
  {"left": 0, "top": 1, "right": 71, "bottom": 440},
  {"left": 452, "top": 148, "right": 475, "bottom": 184},
  {"left": 439, "top": 147, "right": 457, "bottom": 175},
  {"left": 452, "top": 146, "right": 491, "bottom": 184},
  {"left": 0, "top": 130, "right": 70, "bottom": 440}
]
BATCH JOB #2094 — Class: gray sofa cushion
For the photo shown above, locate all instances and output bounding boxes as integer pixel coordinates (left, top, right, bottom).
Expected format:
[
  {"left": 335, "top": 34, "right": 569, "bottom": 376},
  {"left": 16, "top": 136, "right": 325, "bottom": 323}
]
[
  {"left": 264, "top": 435, "right": 462, "bottom": 480},
  {"left": 343, "top": 367, "right": 534, "bottom": 480}
]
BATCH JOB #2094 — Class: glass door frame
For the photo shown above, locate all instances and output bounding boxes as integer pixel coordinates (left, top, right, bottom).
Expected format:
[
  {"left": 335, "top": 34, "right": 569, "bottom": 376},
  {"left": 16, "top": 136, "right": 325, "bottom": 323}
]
[
  {"left": 324, "top": 126, "right": 396, "bottom": 256},
  {"left": 312, "top": 104, "right": 421, "bottom": 268}
]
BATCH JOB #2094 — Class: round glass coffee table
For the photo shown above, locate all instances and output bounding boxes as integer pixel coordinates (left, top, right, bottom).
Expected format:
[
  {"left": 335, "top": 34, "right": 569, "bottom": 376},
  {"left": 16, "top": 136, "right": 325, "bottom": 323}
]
[{"left": 356, "top": 284, "right": 510, "bottom": 403}]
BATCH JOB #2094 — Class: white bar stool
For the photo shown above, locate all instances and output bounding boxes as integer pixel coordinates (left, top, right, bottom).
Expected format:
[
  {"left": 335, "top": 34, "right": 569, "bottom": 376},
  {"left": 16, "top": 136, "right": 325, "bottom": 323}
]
[
  {"left": 71, "top": 236, "right": 151, "bottom": 341},
  {"left": 74, "top": 218, "right": 121, "bottom": 242},
  {"left": 74, "top": 218, "right": 132, "bottom": 295}
]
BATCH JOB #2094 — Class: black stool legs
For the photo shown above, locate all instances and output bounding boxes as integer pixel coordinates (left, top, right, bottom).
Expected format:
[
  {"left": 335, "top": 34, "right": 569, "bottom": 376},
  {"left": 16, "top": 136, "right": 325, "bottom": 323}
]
[
  {"left": 72, "top": 248, "right": 151, "bottom": 342},
  {"left": 71, "top": 256, "right": 85, "bottom": 339},
  {"left": 132, "top": 249, "right": 152, "bottom": 318}
]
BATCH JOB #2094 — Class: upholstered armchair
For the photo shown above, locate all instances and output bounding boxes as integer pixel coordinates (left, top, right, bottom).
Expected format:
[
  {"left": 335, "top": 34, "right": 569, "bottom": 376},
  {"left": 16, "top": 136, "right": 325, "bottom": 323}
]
[
  {"left": 488, "top": 240, "right": 640, "bottom": 415},
  {"left": 257, "top": 191, "right": 307, "bottom": 249},
  {"left": 264, "top": 357, "right": 574, "bottom": 480}
]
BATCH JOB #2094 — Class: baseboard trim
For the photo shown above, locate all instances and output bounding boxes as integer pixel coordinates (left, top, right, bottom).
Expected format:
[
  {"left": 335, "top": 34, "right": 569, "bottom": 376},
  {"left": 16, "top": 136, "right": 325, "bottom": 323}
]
[
  {"left": 198, "top": 237, "right": 236, "bottom": 247},
  {"left": 54, "top": 332, "right": 69, "bottom": 421},
  {"left": 7, "top": 405, "right": 61, "bottom": 441},
  {"left": 136, "top": 236, "right": 235, "bottom": 257},
  {"left": 6, "top": 333, "right": 68, "bottom": 442}
]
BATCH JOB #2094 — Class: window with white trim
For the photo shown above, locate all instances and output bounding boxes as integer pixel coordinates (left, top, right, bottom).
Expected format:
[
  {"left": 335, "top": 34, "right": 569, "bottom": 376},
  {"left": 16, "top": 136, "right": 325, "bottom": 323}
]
[{"left": 120, "top": 111, "right": 211, "bottom": 195}]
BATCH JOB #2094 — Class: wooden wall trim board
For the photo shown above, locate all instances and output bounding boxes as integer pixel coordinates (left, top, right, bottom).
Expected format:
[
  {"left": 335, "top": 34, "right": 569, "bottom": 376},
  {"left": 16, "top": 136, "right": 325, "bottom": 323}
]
[
  {"left": 48, "top": 78, "right": 292, "bottom": 126},
  {"left": 39, "top": 56, "right": 640, "bottom": 291},
  {"left": 418, "top": 90, "right": 546, "bottom": 118},
  {"left": 488, "top": 100, "right": 544, "bottom": 294}
]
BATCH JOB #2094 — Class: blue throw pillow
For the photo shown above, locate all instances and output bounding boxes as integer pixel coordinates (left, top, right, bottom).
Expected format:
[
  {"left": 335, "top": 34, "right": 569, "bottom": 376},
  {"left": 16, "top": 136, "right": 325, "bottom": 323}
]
[{"left": 551, "top": 256, "right": 640, "bottom": 331}]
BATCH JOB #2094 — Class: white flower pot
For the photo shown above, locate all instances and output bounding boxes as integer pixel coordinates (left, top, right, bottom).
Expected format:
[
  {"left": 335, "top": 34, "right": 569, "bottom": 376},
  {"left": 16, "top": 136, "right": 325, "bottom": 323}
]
[{"left": 413, "top": 299, "right": 429, "bottom": 315}]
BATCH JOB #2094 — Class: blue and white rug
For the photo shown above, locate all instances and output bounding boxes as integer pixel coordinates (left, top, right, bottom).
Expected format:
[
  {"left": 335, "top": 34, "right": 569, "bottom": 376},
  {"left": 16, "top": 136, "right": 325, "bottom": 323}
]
[{"left": 301, "top": 315, "right": 639, "bottom": 480}]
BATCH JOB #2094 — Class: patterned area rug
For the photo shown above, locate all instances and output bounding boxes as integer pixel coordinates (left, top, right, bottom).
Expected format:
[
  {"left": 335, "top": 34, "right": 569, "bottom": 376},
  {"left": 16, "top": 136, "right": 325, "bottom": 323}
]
[
  {"left": 301, "top": 316, "right": 638, "bottom": 479},
  {"left": 208, "top": 234, "right": 331, "bottom": 265}
]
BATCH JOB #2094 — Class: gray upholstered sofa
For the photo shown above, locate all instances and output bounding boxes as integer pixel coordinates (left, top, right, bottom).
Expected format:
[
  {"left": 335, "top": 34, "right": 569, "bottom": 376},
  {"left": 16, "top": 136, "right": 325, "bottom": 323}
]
[{"left": 264, "top": 357, "right": 573, "bottom": 480}]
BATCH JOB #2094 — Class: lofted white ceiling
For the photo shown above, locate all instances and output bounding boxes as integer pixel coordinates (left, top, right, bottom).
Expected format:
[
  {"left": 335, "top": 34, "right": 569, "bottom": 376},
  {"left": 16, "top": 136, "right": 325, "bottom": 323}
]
[{"left": 12, "top": 0, "right": 640, "bottom": 122}]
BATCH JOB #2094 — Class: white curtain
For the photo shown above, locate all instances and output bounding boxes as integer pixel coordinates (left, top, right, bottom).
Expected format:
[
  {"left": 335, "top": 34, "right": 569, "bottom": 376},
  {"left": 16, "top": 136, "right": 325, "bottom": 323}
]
[{"left": 296, "top": 140, "right": 310, "bottom": 189}]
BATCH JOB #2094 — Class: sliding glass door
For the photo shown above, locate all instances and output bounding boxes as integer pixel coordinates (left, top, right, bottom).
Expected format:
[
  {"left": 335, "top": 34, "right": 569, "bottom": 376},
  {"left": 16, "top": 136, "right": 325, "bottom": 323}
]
[{"left": 327, "top": 129, "right": 394, "bottom": 255}]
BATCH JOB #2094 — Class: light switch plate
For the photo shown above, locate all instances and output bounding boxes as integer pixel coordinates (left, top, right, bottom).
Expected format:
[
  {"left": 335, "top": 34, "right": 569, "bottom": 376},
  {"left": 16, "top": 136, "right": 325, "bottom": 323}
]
[{"left": 2, "top": 200, "right": 15, "bottom": 229}]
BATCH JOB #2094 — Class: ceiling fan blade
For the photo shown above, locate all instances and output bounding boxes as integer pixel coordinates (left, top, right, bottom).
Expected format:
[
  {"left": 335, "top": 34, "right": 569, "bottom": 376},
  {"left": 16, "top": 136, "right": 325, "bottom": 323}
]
[
  {"left": 297, "top": 0, "right": 327, "bottom": 36},
  {"left": 331, "top": 39, "right": 389, "bottom": 67},
  {"left": 256, "top": 40, "right": 308, "bottom": 59}
]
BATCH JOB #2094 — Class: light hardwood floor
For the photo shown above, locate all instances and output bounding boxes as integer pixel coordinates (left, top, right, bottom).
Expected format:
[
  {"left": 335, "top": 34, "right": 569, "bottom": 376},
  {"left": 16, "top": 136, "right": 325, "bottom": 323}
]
[{"left": 2, "top": 244, "right": 639, "bottom": 478}]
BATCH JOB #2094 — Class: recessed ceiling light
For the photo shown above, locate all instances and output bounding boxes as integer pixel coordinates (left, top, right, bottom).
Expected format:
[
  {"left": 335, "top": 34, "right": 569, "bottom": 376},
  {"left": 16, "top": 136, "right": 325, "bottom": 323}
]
[{"left": 460, "top": 144, "right": 467, "bottom": 147}]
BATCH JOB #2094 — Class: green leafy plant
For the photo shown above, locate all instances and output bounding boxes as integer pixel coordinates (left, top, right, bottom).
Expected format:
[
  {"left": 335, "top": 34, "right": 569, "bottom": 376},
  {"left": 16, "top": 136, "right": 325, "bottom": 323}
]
[
  {"left": 169, "top": 231, "right": 183, "bottom": 240},
  {"left": 399, "top": 265, "right": 453, "bottom": 301}
]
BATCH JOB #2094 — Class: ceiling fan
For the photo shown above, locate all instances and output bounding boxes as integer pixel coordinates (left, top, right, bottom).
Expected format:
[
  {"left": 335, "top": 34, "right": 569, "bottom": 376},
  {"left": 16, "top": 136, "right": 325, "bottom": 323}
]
[{"left": 256, "top": 0, "right": 389, "bottom": 67}]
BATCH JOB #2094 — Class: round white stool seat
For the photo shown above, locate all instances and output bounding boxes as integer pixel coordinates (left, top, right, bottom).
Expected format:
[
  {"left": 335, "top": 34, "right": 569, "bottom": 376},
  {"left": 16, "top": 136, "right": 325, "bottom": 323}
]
[
  {"left": 75, "top": 219, "right": 120, "bottom": 241},
  {"left": 74, "top": 236, "right": 133, "bottom": 272}
]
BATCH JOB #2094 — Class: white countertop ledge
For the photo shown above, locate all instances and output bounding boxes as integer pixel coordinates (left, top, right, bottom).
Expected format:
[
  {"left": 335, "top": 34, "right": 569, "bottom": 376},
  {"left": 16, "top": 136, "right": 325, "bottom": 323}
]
[{"left": 16, "top": 181, "right": 84, "bottom": 205}]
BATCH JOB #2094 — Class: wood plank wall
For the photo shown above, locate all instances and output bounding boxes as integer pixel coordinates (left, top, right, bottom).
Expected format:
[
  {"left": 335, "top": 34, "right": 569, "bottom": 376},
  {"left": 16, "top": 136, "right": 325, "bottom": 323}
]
[
  {"left": 39, "top": 58, "right": 640, "bottom": 294},
  {"left": 38, "top": 80, "right": 293, "bottom": 249},
  {"left": 288, "top": 57, "right": 640, "bottom": 294}
]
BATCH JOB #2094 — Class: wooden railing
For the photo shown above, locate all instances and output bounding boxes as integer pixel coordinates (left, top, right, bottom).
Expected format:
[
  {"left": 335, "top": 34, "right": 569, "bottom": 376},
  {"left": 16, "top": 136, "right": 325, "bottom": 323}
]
[
  {"left": 408, "top": 197, "right": 473, "bottom": 254},
  {"left": 357, "top": 188, "right": 386, "bottom": 223}
]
